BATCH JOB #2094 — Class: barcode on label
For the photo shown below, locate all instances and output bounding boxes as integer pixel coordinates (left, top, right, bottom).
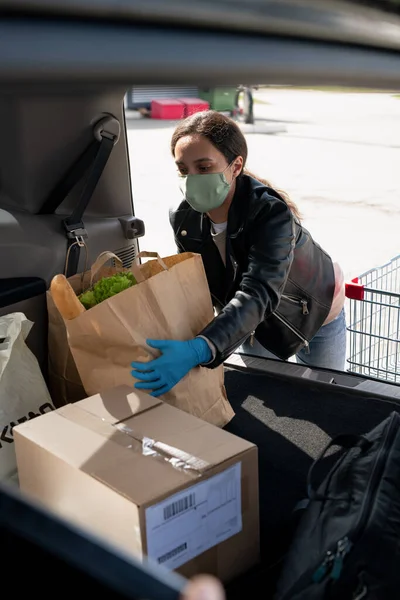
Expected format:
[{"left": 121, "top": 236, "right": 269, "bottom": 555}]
[
  {"left": 157, "top": 542, "right": 187, "bottom": 564},
  {"left": 163, "top": 493, "right": 195, "bottom": 521}
]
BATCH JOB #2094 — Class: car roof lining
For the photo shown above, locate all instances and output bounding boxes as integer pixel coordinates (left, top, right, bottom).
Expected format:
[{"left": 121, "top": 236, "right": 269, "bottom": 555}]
[
  {"left": 1, "top": 18, "right": 400, "bottom": 90},
  {"left": 2, "top": 0, "right": 400, "bottom": 52}
]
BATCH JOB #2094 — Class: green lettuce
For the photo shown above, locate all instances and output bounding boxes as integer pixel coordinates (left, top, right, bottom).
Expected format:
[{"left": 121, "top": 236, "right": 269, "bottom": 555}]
[{"left": 79, "top": 271, "right": 137, "bottom": 309}]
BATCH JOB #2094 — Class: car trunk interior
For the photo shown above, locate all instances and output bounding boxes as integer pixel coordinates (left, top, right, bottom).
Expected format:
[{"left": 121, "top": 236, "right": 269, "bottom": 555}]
[
  {"left": 1, "top": 81, "right": 400, "bottom": 597},
  {"left": 1, "top": 4, "right": 400, "bottom": 597},
  {"left": 221, "top": 356, "right": 400, "bottom": 597},
  {"left": 0, "top": 88, "right": 139, "bottom": 376}
]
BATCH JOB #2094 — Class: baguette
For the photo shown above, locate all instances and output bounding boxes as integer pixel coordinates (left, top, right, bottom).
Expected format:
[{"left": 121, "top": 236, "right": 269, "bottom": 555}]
[{"left": 50, "top": 274, "right": 86, "bottom": 320}]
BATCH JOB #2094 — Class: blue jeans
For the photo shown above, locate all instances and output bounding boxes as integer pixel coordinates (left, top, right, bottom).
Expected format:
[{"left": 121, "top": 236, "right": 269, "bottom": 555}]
[{"left": 237, "top": 308, "right": 347, "bottom": 371}]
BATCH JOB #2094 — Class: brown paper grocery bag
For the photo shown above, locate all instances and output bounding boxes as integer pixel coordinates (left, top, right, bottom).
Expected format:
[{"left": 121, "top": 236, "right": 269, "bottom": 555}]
[
  {"left": 47, "top": 251, "right": 126, "bottom": 407},
  {"left": 48, "top": 250, "right": 234, "bottom": 427},
  {"left": 47, "top": 291, "right": 87, "bottom": 407}
]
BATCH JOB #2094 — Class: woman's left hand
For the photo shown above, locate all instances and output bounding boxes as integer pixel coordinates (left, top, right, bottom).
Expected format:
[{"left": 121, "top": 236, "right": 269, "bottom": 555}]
[{"left": 131, "top": 338, "right": 211, "bottom": 397}]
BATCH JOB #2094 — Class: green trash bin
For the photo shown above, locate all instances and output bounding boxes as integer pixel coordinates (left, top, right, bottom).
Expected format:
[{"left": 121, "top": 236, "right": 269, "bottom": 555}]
[{"left": 198, "top": 87, "right": 237, "bottom": 112}]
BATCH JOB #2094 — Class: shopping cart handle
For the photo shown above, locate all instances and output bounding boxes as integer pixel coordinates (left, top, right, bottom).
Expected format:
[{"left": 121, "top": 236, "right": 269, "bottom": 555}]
[{"left": 345, "top": 278, "right": 365, "bottom": 300}]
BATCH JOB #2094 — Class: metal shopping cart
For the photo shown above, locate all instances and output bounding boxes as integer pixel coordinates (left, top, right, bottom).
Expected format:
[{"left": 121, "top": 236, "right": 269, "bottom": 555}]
[{"left": 346, "top": 254, "right": 400, "bottom": 383}]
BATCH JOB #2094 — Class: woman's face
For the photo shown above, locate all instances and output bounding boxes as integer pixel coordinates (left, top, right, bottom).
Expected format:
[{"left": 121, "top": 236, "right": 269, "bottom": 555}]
[{"left": 174, "top": 134, "right": 242, "bottom": 180}]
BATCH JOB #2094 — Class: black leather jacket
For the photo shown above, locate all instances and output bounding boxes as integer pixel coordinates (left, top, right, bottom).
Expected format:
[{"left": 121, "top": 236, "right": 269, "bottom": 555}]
[{"left": 169, "top": 175, "right": 335, "bottom": 367}]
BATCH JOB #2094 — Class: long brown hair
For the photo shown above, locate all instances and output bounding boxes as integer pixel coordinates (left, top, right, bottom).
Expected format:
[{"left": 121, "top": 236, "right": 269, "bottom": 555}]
[{"left": 171, "top": 110, "right": 301, "bottom": 220}]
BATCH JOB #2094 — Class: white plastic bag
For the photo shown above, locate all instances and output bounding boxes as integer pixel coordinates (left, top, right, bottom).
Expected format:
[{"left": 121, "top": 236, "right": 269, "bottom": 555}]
[{"left": 0, "top": 312, "right": 55, "bottom": 482}]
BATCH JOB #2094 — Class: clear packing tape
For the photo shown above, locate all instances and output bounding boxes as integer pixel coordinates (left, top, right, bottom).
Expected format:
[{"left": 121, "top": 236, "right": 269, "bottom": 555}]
[
  {"left": 59, "top": 404, "right": 212, "bottom": 480},
  {"left": 115, "top": 422, "right": 211, "bottom": 476}
]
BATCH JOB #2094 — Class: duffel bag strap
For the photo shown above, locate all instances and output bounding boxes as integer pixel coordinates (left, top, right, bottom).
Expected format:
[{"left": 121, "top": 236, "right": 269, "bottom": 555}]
[{"left": 307, "top": 433, "right": 372, "bottom": 501}]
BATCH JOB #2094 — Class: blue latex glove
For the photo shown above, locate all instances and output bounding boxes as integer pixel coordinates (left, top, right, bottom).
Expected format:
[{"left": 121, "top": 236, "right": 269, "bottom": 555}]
[{"left": 131, "top": 338, "right": 212, "bottom": 397}]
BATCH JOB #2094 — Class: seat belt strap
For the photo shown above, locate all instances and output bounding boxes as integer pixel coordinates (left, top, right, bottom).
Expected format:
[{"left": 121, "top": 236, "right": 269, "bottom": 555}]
[{"left": 38, "top": 116, "right": 120, "bottom": 277}]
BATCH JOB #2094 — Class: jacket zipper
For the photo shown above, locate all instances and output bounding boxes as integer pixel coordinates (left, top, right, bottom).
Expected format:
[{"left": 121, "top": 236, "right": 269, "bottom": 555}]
[
  {"left": 211, "top": 293, "right": 224, "bottom": 307},
  {"left": 212, "top": 295, "right": 309, "bottom": 351},
  {"left": 279, "top": 412, "right": 398, "bottom": 599},
  {"left": 248, "top": 330, "right": 256, "bottom": 347},
  {"left": 228, "top": 226, "right": 244, "bottom": 240},
  {"left": 281, "top": 293, "right": 309, "bottom": 315},
  {"left": 273, "top": 312, "right": 310, "bottom": 353}
]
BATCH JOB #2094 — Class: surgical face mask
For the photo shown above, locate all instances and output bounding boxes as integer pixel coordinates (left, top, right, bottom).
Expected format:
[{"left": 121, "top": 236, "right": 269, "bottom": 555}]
[{"left": 178, "top": 164, "right": 233, "bottom": 213}]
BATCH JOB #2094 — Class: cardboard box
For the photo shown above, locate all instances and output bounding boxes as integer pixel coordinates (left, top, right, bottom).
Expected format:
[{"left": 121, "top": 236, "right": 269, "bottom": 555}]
[{"left": 14, "top": 385, "right": 259, "bottom": 582}]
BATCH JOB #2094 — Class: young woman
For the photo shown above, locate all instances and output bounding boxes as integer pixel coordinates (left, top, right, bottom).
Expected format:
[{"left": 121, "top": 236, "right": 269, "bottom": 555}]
[{"left": 131, "top": 111, "right": 346, "bottom": 397}]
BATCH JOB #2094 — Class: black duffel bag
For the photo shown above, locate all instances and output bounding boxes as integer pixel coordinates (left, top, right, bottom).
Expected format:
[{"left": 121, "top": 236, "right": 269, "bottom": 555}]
[{"left": 274, "top": 410, "right": 400, "bottom": 600}]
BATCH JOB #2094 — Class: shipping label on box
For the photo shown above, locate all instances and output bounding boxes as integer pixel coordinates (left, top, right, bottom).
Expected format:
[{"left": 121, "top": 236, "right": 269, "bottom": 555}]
[{"left": 146, "top": 462, "right": 242, "bottom": 569}]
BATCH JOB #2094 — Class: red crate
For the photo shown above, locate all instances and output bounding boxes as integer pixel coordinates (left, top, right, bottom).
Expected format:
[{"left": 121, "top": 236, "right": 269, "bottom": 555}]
[
  {"left": 151, "top": 99, "right": 185, "bottom": 120},
  {"left": 178, "top": 98, "right": 210, "bottom": 117}
]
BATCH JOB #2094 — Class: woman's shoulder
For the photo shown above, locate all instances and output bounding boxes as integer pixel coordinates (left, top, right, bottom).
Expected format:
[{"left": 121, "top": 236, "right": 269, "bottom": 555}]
[
  {"left": 240, "top": 173, "right": 286, "bottom": 201},
  {"left": 238, "top": 174, "right": 292, "bottom": 217}
]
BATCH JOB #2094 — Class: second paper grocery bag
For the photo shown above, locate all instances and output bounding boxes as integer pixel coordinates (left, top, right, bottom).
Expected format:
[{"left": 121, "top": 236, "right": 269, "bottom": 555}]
[{"left": 60, "top": 251, "right": 234, "bottom": 427}]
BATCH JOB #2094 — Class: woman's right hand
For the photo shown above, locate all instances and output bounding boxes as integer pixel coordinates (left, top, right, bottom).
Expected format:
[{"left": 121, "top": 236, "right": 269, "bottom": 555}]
[{"left": 181, "top": 575, "right": 226, "bottom": 600}]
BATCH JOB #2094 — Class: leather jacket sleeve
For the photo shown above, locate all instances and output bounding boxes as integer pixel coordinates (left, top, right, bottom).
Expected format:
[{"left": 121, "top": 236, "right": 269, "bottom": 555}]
[{"left": 200, "top": 195, "right": 295, "bottom": 368}]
